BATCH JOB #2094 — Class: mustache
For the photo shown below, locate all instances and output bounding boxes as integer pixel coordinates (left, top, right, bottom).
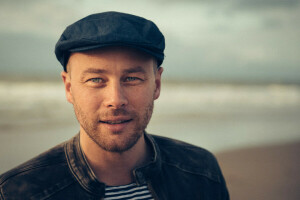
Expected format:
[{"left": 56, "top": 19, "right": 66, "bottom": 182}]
[{"left": 99, "top": 108, "right": 135, "bottom": 118}]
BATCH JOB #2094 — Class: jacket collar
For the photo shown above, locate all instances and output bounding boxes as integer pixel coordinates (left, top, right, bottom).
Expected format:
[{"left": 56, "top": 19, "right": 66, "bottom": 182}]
[
  {"left": 133, "top": 133, "right": 162, "bottom": 185},
  {"left": 64, "top": 132, "right": 161, "bottom": 195},
  {"left": 65, "top": 134, "right": 105, "bottom": 196}
]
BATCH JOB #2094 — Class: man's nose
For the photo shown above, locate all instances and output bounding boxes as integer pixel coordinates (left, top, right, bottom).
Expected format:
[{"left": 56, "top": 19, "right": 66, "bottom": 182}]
[{"left": 103, "top": 82, "right": 128, "bottom": 108}]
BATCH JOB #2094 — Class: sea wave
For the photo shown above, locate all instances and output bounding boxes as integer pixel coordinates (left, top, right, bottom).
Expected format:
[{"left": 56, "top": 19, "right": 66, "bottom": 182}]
[
  {"left": 1, "top": 81, "right": 300, "bottom": 107},
  {"left": 0, "top": 81, "right": 300, "bottom": 153}
]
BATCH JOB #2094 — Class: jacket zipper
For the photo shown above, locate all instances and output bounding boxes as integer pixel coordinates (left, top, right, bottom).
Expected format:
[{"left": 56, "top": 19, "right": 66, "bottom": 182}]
[{"left": 147, "top": 182, "right": 159, "bottom": 200}]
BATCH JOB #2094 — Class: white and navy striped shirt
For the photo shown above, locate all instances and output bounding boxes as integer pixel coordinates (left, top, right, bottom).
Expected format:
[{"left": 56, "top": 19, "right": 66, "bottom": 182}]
[{"left": 104, "top": 183, "right": 154, "bottom": 200}]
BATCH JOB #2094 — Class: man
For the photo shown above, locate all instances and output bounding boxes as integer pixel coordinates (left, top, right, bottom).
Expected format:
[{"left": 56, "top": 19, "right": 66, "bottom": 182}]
[{"left": 0, "top": 12, "right": 229, "bottom": 199}]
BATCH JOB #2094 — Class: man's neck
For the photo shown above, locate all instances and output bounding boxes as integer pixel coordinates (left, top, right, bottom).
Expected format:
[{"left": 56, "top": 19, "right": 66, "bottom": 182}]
[{"left": 79, "top": 131, "right": 151, "bottom": 186}]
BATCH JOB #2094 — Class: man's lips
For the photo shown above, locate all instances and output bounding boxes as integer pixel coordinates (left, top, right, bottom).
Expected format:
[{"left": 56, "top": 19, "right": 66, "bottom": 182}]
[
  {"left": 99, "top": 118, "right": 133, "bottom": 132},
  {"left": 99, "top": 119, "right": 133, "bottom": 125}
]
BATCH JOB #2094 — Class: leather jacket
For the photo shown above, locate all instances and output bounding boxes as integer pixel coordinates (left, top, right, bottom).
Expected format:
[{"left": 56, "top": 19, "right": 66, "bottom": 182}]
[{"left": 0, "top": 133, "right": 229, "bottom": 200}]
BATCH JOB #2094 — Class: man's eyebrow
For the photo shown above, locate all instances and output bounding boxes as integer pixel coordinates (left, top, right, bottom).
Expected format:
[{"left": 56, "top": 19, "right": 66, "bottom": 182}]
[
  {"left": 82, "top": 68, "right": 108, "bottom": 75},
  {"left": 80, "top": 68, "right": 108, "bottom": 81},
  {"left": 123, "top": 66, "right": 146, "bottom": 74}
]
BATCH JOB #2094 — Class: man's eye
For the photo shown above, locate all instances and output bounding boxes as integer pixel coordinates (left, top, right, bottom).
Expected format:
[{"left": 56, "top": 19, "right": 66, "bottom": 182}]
[
  {"left": 125, "top": 77, "right": 141, "bottom": 82},
  {"left": 89, "top": 78, "right": 103, "bottom": 83}
]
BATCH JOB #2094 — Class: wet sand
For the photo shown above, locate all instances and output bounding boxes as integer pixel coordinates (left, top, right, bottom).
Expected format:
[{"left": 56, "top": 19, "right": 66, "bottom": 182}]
[{"left": 216, "top": 142, "right": 300, "bottom": 200}]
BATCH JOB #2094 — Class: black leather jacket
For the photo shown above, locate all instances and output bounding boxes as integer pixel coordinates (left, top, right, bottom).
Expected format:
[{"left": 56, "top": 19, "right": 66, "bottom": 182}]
[{"left": 0, "top": 133, "right": 229, "bottom": 200}]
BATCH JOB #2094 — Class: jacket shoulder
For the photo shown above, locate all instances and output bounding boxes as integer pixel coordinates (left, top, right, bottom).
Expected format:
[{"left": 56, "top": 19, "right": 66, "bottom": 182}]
[
  {"left": 0, "top": 142, "right": 74, "bottom": 200},
  {"left": 150, "top": 134, "right": 223, "bottom": 183}
]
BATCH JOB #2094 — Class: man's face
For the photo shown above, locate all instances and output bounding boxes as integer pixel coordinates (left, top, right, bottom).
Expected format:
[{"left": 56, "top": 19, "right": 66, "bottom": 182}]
[{"left": 62, "top": 47, "right": 163, "bottom": 153}]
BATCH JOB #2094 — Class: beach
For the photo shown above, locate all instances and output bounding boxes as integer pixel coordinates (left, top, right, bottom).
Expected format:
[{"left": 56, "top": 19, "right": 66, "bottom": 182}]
[
  {"left": 0, "top": 81, "right": 300, "bottom": 199},
  {"left": 216, "top": 142, "right": 300, "bottom": 200}
]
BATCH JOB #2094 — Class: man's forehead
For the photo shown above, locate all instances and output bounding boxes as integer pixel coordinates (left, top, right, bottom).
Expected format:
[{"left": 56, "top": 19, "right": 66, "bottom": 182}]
[{"left": 67, "top": 46, "right": 156, "bottom": 73}]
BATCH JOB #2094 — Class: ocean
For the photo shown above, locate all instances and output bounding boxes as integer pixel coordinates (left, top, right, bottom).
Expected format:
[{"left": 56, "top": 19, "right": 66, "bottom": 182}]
[{"left": 1, "top": 81, "right": 300, "bottom": 173}]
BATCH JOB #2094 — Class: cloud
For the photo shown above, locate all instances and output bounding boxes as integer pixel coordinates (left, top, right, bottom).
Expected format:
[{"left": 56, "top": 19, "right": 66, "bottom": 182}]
[
  {"left": 234, "top": 0, "right": 300, "bottom": 9},
  {"left": 154, "top": 0, "right": 300, "bottom": 8},
  {"left": 0, "top": 0, "right": 299, "bottom": 83},
  {"left": 0, "top": 0, "right": 80, "bottom": 38}
]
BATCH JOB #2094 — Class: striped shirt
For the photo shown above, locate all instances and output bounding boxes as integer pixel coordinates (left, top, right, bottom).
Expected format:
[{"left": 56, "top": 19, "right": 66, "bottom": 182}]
[{"left": 104, "top": 183, "right": 154, "bottom": 200}]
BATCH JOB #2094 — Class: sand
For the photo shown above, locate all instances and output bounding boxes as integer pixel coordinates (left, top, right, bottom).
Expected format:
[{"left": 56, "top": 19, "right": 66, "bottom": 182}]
[{"left": 216, "top": 142, "right": 300, "bottom": 200}]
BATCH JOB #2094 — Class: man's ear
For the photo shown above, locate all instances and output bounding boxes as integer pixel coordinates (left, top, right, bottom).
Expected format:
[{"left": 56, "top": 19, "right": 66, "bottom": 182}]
[
  {"left": 154, "top": 67, "right": 163, "bottom": 100},
  {"left": 61, "top": 71, "right": 73, "bottom": 104}
]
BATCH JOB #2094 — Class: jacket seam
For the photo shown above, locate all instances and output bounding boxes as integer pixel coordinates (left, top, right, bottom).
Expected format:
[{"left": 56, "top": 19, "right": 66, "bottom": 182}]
[
  {"left": 0, "top": 161, "right": 66, "bottom": 186},
  {"left": 64, "top": 143, "right": 96, "bottom": 195},
  {"left": 147, "top": 182, "right": 159, "bottom": 200},
  {"left": 0, "top": 187, "right": 4, "bottom": 200},
  {"left": 31, "top": 180, "right": 75, "bottom": 200},
  {"left": 162, "top": 161, "right": 221, "bottom": 183}
]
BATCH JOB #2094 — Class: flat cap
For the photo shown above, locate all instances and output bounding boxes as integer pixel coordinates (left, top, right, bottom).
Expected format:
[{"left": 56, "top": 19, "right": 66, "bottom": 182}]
[{"left": 55, "top": 11, "right": 165, "bottom": 71}]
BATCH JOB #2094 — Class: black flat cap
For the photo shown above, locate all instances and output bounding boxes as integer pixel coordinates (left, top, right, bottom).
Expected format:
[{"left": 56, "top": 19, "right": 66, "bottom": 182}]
[{"left": 55, "top": 11, "right": 165, "bottom": 71}]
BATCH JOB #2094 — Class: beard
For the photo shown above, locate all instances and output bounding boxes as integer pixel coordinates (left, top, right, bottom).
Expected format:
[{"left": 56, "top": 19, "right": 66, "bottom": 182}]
[{"left": 73, "top": 98, "right": 154, "bottom": 153}]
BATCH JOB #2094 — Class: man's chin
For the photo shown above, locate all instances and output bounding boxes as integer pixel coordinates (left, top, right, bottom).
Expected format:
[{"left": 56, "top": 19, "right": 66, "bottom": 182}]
[{"left": 90, "top": 130, "right": 144, "bottom": 153}]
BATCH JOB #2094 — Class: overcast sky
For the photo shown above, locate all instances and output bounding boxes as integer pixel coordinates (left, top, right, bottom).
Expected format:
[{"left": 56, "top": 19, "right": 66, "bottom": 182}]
[{"left": 0, "top": 0, "right": 299, "bottom": 83}]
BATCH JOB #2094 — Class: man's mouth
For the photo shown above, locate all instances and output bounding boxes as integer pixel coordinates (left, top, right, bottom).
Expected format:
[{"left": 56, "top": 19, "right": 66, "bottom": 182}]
[{"left": 100, "top": 119, "right": 132, "bottom": 125}]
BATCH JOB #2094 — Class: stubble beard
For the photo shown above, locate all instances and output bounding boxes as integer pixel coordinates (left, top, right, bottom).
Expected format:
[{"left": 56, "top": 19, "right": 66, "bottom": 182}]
[{"left": 73, "top": 99, "right": 154, "bottom": 153}]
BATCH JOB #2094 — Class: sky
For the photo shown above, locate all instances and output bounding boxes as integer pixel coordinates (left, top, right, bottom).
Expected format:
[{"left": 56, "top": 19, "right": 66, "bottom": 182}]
[{"left": 0, "top": 0, "right": 299, "bottom": 83}]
